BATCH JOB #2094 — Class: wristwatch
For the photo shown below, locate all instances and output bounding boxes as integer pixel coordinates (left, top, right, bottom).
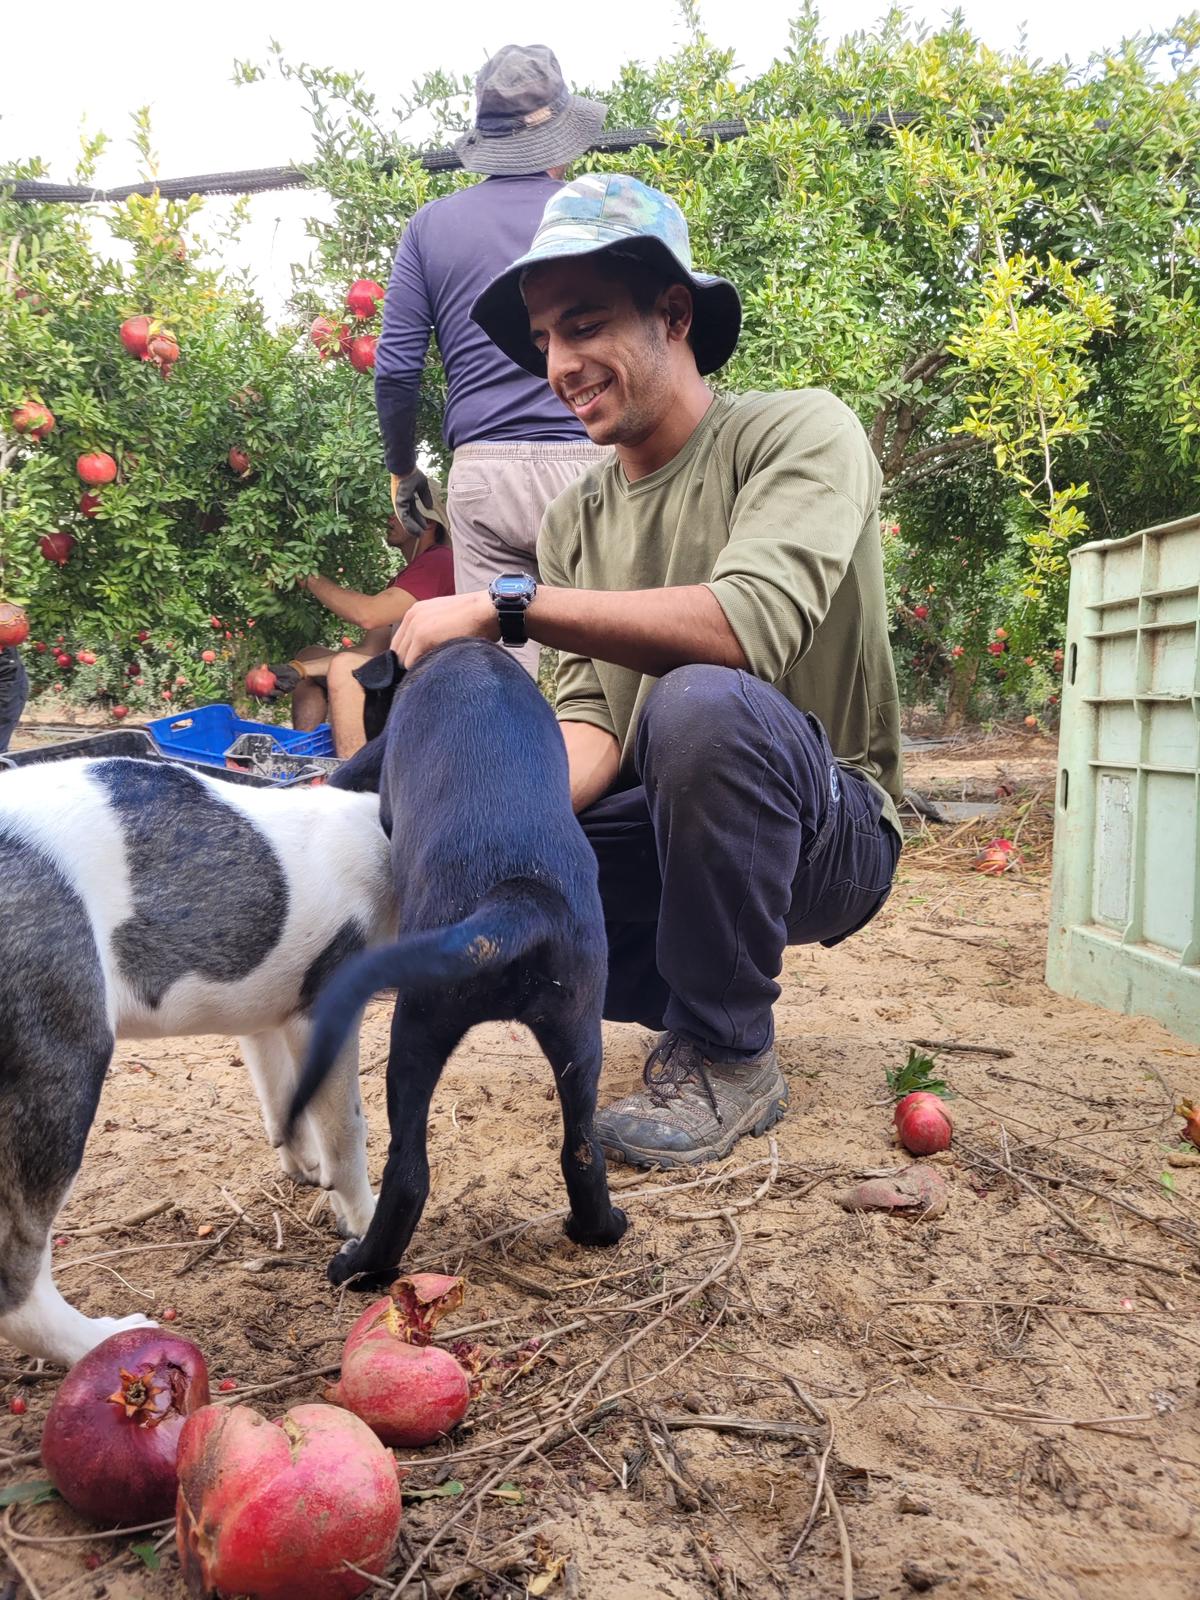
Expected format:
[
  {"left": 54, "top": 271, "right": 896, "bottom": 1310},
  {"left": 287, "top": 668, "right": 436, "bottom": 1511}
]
[{"left": 488, "top": 573, "right": 538, "bottom": 648}]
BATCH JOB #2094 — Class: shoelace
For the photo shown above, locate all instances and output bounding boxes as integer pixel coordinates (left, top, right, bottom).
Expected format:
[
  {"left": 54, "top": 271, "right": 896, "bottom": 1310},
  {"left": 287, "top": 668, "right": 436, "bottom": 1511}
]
[{"left": 642, "top": 1033, "right": 723, "bottom": 1123}]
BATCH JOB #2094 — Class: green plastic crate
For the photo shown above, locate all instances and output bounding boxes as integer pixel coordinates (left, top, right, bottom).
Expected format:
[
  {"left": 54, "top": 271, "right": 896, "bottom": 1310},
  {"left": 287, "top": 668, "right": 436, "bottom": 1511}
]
[{"left": 1046, "top": 514, "right": 1200, "bottom": 1043}]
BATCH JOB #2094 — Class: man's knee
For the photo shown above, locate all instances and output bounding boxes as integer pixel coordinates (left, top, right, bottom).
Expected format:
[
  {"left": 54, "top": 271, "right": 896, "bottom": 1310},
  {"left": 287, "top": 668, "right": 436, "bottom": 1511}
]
[{"left": 327, "top": 650, "right": 365, "bottom": 686}]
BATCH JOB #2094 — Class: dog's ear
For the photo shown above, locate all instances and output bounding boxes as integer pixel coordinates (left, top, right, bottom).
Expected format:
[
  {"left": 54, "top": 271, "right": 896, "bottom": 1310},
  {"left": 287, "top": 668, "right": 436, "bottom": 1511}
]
[
  {"left": 327, "top": 735, "right": 386, "bottom": 794},
  {"left": 352, "top": 651, "right": 406, "bottom": 745}
]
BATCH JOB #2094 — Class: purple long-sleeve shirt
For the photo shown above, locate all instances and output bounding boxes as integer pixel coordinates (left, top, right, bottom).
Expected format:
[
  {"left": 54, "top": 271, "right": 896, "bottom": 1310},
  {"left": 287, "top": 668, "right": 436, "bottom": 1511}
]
[{"left": 375, "top": 174, "right": 587, "bottom": 474}]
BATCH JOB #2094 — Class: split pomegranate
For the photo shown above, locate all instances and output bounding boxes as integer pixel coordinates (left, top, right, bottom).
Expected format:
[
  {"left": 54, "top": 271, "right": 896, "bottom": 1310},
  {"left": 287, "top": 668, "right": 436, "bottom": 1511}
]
[
  {"left": 348, "top": 335, "right": 377, "bottom": 372},
  {"left": 245, "top": 664, "right": 277, "bottom": 699},
  {"left": 11, "top": 402, "right": 55, "bottom": 439},
  {"left": 310, "top": 316, "right": 351, "bottom": 360},
  {"left": 176, "top": 1403, "right": 403, "bottom": 1600},
  {"left": 325, "top": 1278, "right": 478, "bottom": 1448},
  {"left": 79, "top": 490, "right": 103, "bottom": 518},
  {"left": 119, "top": 315, "right": 157, "bottom": 358},
  {"left": 41, "top": 1329, "right": 210, "bottom": 1524},
  {"left": 147, "top": 333, "right": 180, "bottom": 374},
  {"left": 40, "top": 532, "right": 76, "bottom": 565},
  {"left": 0, "top": 603, "right": 29, "bottom": 649},
  {"left": 77, "top": 452, "right": 118, "bottom": 486},
  {"left": 228, "top": 447, "right": 251, "bottom": 475},
  {"left": 894, "top": 1091, "right": 954, "bottom": 1155},
  {"left": 346, "top": 279, "right": 385, "bottom": 320},
  {"left": 974, "top": 837, "right": 1022, "bottom": 876}
]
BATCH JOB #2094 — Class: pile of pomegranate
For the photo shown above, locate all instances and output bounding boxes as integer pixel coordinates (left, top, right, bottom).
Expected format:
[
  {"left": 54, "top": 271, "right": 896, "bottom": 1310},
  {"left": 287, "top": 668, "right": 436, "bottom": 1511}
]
[{"left": 25, "top": 1275, "right": 480, "bottom": 1599}]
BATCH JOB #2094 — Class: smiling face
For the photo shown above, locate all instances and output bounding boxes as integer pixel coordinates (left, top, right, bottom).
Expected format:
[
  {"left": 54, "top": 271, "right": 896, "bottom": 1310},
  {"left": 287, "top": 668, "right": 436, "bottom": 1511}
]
[{"left": 522, "top": 255, "right": 694, "bottom": 450}]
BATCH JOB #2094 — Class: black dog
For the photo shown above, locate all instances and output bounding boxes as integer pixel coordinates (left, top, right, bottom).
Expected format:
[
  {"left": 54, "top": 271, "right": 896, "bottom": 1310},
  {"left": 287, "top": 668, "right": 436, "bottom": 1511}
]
[{"left": 291, "top": 638, "right": 628, "bottom": 1287}]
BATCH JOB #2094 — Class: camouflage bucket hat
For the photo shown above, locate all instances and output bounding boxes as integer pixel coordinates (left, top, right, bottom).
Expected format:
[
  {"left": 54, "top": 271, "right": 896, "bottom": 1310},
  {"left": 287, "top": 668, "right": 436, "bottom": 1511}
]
[
  {"left": 454, "top": 44, "right": 607, "bottom": 177},
  {"left": 470, "top": 173, "right": 743, "bottom": 376}
]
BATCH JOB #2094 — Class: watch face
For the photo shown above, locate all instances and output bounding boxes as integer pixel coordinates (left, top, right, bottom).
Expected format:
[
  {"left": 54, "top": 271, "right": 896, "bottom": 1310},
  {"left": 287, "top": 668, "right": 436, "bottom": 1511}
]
[{"left": 493, "top": 575, "right": 535, "bottom": 604}]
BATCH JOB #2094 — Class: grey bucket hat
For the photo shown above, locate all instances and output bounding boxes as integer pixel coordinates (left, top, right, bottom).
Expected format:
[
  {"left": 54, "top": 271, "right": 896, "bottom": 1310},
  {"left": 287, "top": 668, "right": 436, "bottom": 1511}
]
[
  {"left": 454, "top": 44, "right": 608, "bottom": 177},
  {"left": 470, "top": 173, "right": 743, "bottom": 376}
]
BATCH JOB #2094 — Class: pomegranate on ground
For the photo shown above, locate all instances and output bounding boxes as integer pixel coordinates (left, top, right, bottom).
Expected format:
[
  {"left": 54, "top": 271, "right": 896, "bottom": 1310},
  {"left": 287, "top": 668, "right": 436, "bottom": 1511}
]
[
  {"left": 41, "top": 1329, "right": 210, "bottom": 1524},
  {"left": 176, "top": 1402, "right": 403, "bottom": 1600},
  {"left": 894, "top": 1091, "right": 954, "bottom": 1155}
]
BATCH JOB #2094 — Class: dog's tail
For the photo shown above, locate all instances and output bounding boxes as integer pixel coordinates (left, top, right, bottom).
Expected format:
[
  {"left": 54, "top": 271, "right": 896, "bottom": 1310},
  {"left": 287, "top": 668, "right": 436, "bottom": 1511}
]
[{"left": 288, "top": 880, "right": 561, "bottom": 1132}]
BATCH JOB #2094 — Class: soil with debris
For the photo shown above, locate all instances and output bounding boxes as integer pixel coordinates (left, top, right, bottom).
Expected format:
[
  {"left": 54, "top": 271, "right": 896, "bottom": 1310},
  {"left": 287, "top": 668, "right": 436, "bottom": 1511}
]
[{"left": 3, "top": 728, "right": 1199, "bottom": 1600}]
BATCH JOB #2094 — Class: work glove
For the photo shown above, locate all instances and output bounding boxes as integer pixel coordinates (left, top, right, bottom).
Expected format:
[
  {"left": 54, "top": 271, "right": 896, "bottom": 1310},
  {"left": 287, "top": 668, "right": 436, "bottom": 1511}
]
[{"left": 390, "top": 467, "right": 433, "bottom": 537}]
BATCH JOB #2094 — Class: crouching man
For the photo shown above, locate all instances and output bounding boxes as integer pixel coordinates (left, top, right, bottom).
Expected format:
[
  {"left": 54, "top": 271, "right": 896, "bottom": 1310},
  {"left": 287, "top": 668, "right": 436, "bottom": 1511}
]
[{"left": 388, "top": 175, "right": 904, "bottom": 1169}]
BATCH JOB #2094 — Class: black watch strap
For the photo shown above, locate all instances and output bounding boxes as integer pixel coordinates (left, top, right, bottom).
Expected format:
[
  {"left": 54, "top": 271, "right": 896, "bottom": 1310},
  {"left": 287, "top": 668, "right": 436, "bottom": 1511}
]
[{"left": 495, "top": 605, "right": 528, "bottom": 647}]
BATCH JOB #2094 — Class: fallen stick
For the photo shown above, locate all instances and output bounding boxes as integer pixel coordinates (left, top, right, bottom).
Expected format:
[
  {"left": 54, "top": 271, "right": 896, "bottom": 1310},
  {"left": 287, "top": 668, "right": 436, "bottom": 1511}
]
[
  {"left": 653, "top": 1412, "right": 821, "bottom": 1440},
  {"left": 59, "top": 1198, "right": 178, "bottom": 1239},
  {"left": 910, "top": 1037, "right": 1014, "bottom": 1059}
]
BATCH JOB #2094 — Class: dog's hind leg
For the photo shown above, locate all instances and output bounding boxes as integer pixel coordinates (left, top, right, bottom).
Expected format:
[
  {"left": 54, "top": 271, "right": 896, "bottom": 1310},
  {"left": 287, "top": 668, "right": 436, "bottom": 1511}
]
[
  {"left": 528, "top": 1008, "right": 629, "bottom": 1249},
  {"left": 326, "top": 998, "right": 464, "bottom": 1289},
  {"left": 283, "top": 1017, "right": 374, "bottom": 1240},
  {"left": 242, "top": 1026, "right": 324, "bottom": 1186}
]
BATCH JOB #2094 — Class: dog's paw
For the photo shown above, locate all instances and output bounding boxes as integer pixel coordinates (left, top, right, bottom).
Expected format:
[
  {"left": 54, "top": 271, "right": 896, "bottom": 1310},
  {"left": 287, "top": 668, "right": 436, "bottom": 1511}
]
[
  {"left": 331, "top": 1192, "right": 377, "bottom": 1241},
  {"left": 326, "top": 1243, "right": 399, "bottom": 1293},
  {"left": 563, "top": 1206, "right": 629, "bottom": 1248}
]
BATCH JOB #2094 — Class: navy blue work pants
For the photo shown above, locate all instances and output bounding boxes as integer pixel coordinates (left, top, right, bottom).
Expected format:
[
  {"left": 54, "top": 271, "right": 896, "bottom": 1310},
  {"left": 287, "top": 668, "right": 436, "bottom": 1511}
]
[
  {"left": 0, "top": 650, "right": 28, "bottom": 754},
  {"left": 577, "top": 665, "right": 901, "bottom": 1059}
]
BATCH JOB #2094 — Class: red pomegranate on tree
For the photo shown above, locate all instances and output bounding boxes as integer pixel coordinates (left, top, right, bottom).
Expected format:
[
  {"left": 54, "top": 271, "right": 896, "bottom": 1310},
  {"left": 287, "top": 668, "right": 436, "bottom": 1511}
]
[
  {"left": 40, "top": 532, "right": 76, "bottom": 565},
  {"left": 346, "top": 279, "right": 385, "bottom": 320},
  {"left": 0, "top": 604, "right": 29, "bottom": 649},
  {"left": 348, "top": 335, "right": 377, "bottom": 373},
  {"left": 79, "top": 491, "right": 103, "bottom": 518},
  {"left": 119, "top": 315, "right": 158, "bottom": 359},
  {"left": 11, "top": 402, "right": 55, "bottom": 440},
  {"left": 77, "top": 452, "right": 118, "bottom": 487},
  {"left": 228, "top": 447, "right": 251, "bottom": 476}
]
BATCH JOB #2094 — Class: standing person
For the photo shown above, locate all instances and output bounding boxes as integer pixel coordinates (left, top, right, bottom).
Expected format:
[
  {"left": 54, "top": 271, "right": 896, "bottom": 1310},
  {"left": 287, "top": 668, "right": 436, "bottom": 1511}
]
[
  {"left": 375, "top": 42, "right": 610, "bottom": 674},
  {"left": 388, "top": 175, "right": 905, "bottom": 1170},
  {"left": 0, "top": 646, "right": 28, "bottom": 753}
]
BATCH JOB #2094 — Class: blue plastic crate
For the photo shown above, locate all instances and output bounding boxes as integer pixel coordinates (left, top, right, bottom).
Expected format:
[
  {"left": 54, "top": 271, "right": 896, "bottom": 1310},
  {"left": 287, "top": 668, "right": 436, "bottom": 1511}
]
[{"left": 145, "top": 704, "right": 334, "bottom": 766}]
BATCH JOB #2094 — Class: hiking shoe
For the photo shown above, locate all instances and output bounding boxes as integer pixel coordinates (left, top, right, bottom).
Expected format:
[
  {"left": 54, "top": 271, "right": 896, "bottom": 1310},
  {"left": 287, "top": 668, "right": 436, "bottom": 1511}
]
[{"left": 595, "top": 1031, "right": 788, "bottom": 1169}]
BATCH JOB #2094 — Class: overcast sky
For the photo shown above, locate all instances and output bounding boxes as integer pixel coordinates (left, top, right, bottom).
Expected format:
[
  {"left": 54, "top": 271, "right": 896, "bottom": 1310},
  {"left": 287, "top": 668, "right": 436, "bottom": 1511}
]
[{"left": 0, "top": 0, "right": 1185, "bottom": 314}]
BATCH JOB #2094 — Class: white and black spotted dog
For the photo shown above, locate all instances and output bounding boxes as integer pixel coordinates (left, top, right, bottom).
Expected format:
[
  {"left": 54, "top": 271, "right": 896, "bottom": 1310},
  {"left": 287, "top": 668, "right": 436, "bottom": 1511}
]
[{"left": 0, "top": 756, "right": 395, "bottom": 1366}]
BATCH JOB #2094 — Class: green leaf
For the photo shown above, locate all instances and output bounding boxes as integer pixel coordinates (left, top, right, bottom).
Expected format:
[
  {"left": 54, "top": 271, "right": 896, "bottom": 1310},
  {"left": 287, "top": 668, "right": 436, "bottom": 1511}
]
[
  {"left": 1159, "top": 1171, "right": 1177, "bottom": 1193},
  {"left": 0, "top": 1480, "right": 58, "bottom": 1508},
  {"left": 402, "top": 1480, "right": 465, "bottom": 1501},
  {"left": 885, "top": 1049, "right": 951, "bottom": 1102},
  {"left": 130, "top": 1542, "right": 161, "bottom": 1570}
]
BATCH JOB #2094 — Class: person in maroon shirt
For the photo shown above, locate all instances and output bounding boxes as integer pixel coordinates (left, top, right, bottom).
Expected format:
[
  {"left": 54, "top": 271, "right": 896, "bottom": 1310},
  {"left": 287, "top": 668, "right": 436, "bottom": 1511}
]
[{"left": 273, "top": 504, "right": 455, "bottom": 757}]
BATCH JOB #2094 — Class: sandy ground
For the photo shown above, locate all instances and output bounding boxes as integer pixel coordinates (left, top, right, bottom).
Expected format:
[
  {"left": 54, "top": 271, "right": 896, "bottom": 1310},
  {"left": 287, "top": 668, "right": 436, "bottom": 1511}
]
[{"left": 3, "top": 730, "right": 1199, "bottom": 1599}]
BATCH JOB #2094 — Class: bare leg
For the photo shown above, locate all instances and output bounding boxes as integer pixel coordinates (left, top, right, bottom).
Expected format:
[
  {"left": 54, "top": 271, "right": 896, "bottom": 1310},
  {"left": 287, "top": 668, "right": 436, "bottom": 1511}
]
[
  {"left": 327, "top": 650, "right": 374, "bottom": 758},
  {"left": 291, "top": 646, "right": 334, "bottom": 733}
]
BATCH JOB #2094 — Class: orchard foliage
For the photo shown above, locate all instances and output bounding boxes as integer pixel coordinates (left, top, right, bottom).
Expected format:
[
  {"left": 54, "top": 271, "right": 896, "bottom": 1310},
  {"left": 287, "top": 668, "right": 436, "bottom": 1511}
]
[{"left": 3, "top": 7, "right": 1200, "bottom": 721}]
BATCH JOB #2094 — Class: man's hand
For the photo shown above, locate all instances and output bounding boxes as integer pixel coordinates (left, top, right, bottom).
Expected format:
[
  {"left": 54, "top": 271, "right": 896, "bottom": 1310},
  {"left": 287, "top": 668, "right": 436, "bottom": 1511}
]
[{"left": 391, "top": 590, "right": 499, "bottom": 668}]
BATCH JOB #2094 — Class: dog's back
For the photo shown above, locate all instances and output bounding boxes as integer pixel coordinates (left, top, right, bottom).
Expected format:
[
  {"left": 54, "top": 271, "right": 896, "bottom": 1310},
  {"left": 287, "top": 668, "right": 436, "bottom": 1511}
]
[{"left": 1, "top": 757, "right": 393, "bottom": 1038}]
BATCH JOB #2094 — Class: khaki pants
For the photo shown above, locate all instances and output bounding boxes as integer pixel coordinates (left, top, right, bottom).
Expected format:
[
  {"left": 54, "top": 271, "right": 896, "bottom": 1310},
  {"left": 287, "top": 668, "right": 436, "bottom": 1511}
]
[{"left": 448, "top": 440, "right": 610, "bottom": 675}]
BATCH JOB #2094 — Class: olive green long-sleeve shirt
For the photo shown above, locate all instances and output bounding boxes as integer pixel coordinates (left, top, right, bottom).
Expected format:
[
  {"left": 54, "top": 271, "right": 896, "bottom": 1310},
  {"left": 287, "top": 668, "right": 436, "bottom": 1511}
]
[{"left": 538, "top": 388, "right": 903, "bottom": 836}]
